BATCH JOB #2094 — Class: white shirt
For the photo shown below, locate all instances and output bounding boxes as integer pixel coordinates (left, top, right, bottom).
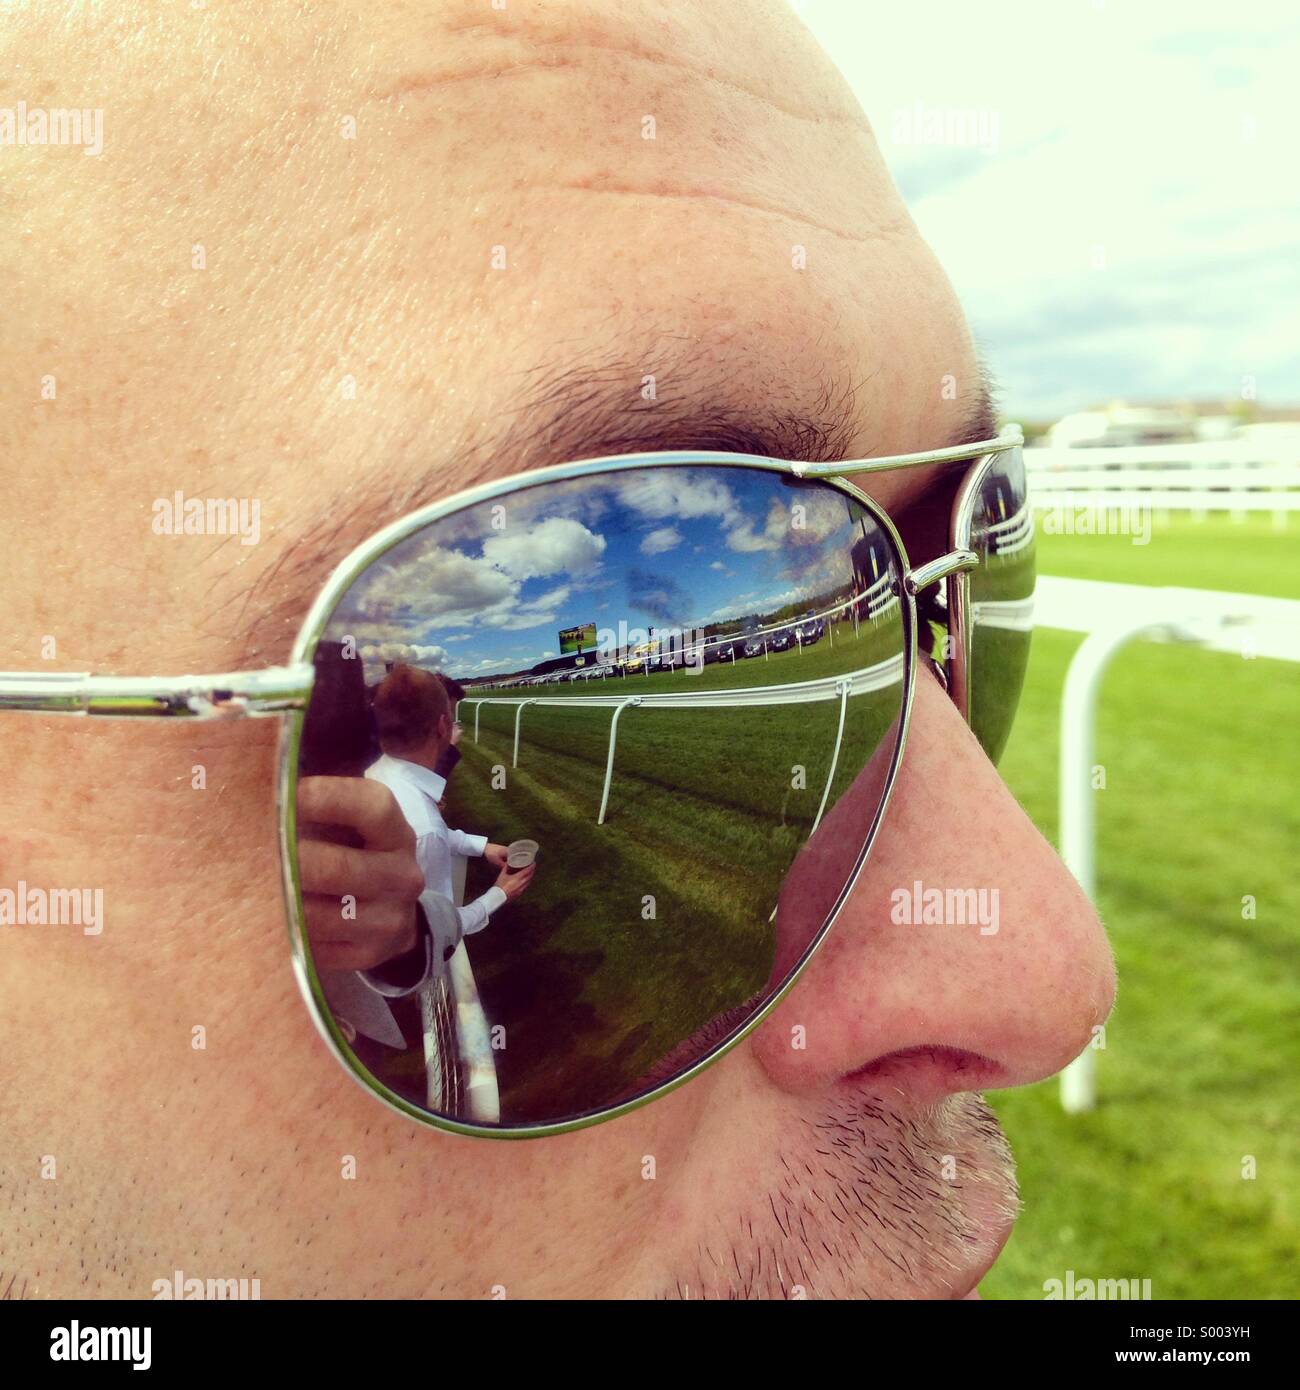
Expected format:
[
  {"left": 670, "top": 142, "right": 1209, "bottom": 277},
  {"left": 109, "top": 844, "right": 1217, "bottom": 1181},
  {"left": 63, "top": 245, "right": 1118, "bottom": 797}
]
[
  {"left": 319, "top": 754, "right": 506, "bottom": 1049},
  {"left": 363, "top": 753, "right": 506, "bottom": 941}
]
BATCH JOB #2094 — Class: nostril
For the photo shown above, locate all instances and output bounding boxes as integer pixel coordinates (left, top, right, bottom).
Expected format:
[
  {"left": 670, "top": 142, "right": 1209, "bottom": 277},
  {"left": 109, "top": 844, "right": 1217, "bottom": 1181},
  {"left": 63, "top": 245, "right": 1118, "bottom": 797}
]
[{"left": 842, "top": 1044, "right": 1008, "bottom": 1107}]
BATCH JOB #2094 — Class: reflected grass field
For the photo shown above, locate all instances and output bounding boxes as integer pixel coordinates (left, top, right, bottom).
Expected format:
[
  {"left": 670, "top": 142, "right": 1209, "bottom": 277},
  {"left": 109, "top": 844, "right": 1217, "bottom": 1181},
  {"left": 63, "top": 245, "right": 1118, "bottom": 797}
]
[{"left": 443, "top": 612, "right": 905, "bottom": 1120}]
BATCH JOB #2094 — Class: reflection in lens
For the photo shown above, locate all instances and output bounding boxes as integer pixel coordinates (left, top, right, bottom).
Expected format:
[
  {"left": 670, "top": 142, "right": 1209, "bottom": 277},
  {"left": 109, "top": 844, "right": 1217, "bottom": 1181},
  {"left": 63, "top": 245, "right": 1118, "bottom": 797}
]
[
  {"left": 968, "top": 446, "right": 1035, "bottom": 764},
  {"left": 296, "top": 465, "right": 908, "bottom": 1128}
]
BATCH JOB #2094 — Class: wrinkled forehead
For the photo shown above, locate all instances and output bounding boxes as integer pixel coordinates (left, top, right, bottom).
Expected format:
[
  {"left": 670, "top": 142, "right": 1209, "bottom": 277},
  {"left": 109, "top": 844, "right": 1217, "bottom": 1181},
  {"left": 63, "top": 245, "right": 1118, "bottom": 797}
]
[{"left": 0, "top": 0, "right": 984, "bottom": 670}]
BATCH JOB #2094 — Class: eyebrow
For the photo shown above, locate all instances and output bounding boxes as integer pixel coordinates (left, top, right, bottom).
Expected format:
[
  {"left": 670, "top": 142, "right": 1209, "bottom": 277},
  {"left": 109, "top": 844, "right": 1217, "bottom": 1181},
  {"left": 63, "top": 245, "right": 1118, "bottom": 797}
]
[
  {"left": 237, "top": 342, "right": 999, "bottom": 662},
  {"left": 490, "top": 344, "right": 867, "bottom": 469},
  {"left": 485, "top": 339, "right": 999, "bottom": 476}
]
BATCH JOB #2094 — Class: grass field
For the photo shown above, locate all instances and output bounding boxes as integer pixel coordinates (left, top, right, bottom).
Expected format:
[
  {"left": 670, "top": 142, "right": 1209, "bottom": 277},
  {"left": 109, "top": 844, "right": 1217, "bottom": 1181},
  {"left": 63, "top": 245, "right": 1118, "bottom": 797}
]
[
  {"left": 1033, "top": 511, "right": 1299, "bottom": 599},
  {"left": 982, "top": 513, "right": 1300, "bottom": 1300}
]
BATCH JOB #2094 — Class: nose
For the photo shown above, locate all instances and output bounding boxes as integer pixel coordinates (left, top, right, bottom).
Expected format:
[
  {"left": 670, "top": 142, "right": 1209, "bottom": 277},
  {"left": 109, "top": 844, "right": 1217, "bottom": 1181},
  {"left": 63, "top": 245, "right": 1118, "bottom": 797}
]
[{"left": 751, "top": 670, "right": 1117, "bottom": 1103}]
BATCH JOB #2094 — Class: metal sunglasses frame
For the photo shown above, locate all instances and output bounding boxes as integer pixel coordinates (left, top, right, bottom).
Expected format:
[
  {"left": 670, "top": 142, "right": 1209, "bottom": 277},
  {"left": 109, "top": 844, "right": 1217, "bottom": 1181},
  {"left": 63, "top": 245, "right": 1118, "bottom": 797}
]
[{"left": 0, "top": 424, "right": 1026, "bottom": 1138}]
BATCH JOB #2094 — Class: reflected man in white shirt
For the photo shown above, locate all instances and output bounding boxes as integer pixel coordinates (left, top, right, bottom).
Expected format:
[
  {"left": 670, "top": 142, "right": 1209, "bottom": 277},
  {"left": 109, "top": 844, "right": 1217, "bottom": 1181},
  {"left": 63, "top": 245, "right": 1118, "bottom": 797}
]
[
  {"left": 369, "top": 663, "right": 534, "bottom": 934},
  {"left": 321, "top": 663, "right": 534, "bottom": 1050}
]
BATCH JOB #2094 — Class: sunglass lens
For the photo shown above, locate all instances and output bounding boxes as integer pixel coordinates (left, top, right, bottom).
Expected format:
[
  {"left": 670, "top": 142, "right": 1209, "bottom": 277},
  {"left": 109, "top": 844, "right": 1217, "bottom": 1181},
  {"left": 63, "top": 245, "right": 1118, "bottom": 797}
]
[
  {"left": 295, "top": 464, "right": 910, "bottom": 1129},
  {"left": 967, "top": 446, "right": 1035, "bottom": 764}
]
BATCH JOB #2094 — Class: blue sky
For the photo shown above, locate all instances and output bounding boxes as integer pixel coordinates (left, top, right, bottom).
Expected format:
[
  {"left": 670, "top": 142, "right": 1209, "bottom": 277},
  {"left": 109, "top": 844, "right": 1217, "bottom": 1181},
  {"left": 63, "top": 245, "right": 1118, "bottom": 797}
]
[
  {"left": 327, "top": 468, "right": 866, "bottom": 679},
  {"left": 796, "top": 0, "right": 1300, "bottom": 420}
]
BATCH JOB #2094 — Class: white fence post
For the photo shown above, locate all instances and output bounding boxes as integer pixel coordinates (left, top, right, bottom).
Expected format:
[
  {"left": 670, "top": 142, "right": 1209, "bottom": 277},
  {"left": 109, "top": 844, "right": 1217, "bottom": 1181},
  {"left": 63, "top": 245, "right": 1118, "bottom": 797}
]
[
  {"left": 597, "top": 697, "right": 642, "bottom": 825},
  {"left": 512, "top": 699, "right": 534, "bottom": 768},
  {"left": 1057, "top": 603, "right": 1264, "bottom": 1112},
  {"left": 810, "top": 680, "right": 850, "bottom": 837}
]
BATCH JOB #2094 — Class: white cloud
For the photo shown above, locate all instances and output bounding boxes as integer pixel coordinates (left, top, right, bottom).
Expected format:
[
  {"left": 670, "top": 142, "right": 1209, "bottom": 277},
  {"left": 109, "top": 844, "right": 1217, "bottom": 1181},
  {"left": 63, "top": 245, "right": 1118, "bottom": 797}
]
[
  {"left": 615, "top": 468, "right": 832, "bottom": 556},
  {"left": 482, "top": 516, "right": 606, "bottom": 581},
  {"left": 798, "top": 0, "right": 1300, "bottom": 418},
  {"left": 708, "top": 584, "right": 815, "bottom": 623},
  {"left": 338, "top": 544, "right": 513, "bottom": 629},
  {"left": 617, "top": 470, "right": 742, "bottom": 526},
  {"left": 480, "top": 584, "right": 572, "bottom": 632},
  {"left": 727, "top": 498, "right": 790, "bottom": 553},
  {"left": 640, "top": 525, "right": 682, "bottom": 556},
  {"left": 334, "top": 516, "right": 596, "bottom": 643},
  {"left": 359, "top": 640, "right": 450, "bottom": 670}
]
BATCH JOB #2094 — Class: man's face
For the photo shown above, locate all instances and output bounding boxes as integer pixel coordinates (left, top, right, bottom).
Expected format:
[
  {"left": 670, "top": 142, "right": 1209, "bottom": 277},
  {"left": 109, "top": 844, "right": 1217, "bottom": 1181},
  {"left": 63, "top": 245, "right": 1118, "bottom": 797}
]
[
  {"left": 0, "top": 0, "right": 1114, "bottom": 1298},
  {"left": 430, "top": 708, "right": 455, "bottom": 765}
]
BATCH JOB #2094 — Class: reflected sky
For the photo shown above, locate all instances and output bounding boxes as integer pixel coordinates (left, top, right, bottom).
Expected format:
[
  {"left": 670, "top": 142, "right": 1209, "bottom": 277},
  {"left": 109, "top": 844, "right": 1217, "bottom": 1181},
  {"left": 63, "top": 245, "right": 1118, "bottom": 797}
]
[{"left": 325, "top": 469, "right": 884, "bottom": 683}]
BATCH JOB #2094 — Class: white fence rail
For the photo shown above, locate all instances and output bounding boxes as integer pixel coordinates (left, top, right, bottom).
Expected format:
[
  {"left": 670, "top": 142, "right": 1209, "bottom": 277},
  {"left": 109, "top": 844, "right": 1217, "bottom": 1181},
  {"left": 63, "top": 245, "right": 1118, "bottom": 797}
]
[
  {"left": 987, "top": 504, "right": 1035, "bottom": 556},
  {"left": 1027, "top": 440, "right": 1300, "bottom": 469},
  {"left": 1025, "top": 443, "right": 1300, "bottom": 517},
  {"left": 1051, "top": 578, "right": 1300, "bottom": 1113},
  {"left": 464, "top": 656, "right": 902, "bottom": 827}
]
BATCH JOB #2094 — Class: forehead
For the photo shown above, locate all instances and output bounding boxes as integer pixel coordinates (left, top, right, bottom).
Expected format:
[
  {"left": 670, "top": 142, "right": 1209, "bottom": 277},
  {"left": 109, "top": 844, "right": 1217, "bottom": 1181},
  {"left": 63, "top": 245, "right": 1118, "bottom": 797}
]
[{"left": 0, "top": 0, "right": 982, "bottom": 670}]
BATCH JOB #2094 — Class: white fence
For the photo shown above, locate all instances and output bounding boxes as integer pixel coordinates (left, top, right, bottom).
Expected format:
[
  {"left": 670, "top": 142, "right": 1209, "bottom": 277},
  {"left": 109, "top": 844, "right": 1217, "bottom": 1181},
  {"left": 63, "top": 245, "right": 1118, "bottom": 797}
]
[
  {"left": 1028, "top": 439, "right": 1300, "bottom": 1110},
  {"left": 1052, "top": 578, "right": 1300, "bottom": 1113},
  {"left": 464, "top": 656, "right": 902, "bottom": 828},
  {"left": 1025, "top": 442, "right": 1300, "bottom": 518},
  {"left": 987, "top": 503, "right": 1035, "bottom": 556}
]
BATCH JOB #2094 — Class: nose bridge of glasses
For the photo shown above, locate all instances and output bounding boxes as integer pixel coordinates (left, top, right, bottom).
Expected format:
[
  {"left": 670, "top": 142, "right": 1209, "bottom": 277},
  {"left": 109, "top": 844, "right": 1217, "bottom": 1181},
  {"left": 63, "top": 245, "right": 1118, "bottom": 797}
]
[{"left": 904, "top": 548, "right": 979, "bottom": 597}]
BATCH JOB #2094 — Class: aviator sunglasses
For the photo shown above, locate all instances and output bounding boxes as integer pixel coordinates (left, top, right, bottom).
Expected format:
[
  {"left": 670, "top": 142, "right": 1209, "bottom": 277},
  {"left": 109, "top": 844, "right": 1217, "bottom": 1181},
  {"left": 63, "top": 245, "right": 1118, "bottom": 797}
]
[{"left": 0, "top": 426, "right": 1033, "bottom": 1137}]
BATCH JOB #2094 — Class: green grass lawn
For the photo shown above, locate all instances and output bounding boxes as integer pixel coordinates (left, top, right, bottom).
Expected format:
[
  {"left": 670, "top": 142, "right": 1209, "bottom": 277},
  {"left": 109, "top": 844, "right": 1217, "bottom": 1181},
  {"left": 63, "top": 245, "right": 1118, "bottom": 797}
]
[
  {"left": 982, "top": 513, "right": 1300, "bottom": 1300},
  {"left": 1035, "top": 510, "right": 1299, "bottom": 599}
]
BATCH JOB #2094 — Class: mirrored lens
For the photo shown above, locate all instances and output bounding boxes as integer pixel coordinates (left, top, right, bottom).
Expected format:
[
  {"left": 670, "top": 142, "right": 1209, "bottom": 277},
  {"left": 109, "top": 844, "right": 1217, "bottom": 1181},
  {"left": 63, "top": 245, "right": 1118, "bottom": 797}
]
[
  {"left": 968, "top": 446, "right": 1035, "bottom": 763},
  {"left": 295, "top": 464, "right": 909, "bottom": 1129}
]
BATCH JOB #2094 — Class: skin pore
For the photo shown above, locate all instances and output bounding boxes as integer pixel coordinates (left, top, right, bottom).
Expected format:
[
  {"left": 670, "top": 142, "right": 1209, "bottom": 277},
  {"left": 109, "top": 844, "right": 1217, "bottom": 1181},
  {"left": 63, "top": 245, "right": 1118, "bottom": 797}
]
[{"left": 0, "top": 0, "right": 1115, "bottom": 1298}]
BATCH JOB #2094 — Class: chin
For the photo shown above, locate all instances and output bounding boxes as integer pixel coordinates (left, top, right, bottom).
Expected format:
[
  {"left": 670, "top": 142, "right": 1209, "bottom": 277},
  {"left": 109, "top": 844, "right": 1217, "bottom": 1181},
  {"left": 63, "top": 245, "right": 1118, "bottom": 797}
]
[{"left": 650, "top": 1090, "right": 1020, "bottom": 1300}]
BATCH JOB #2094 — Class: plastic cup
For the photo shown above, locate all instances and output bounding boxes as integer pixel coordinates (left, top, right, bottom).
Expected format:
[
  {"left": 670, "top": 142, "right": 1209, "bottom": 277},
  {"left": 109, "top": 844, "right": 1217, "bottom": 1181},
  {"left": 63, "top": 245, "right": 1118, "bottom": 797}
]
[{"left": 505, "top": 839, "right": 539, "bottom": 872}]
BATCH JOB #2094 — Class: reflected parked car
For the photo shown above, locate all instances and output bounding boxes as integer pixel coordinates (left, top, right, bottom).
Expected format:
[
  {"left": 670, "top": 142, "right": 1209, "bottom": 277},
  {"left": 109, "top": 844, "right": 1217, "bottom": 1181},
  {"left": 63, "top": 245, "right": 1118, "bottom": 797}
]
[{"left": 703, "top": 634, "right": 742, "bottom": 664}]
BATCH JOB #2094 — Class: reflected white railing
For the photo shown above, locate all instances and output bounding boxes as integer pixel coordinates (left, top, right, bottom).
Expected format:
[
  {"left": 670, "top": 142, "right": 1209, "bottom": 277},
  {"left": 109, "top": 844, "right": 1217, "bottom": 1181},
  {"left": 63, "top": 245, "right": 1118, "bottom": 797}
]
[
  {"left": 985, "top": 502, "right": 1035, "bottom": 557},
  {"left": 463, "top": 654, "right": 905, "bottom": 827},
  {"left": 421, "top": 858, "right": 501, "bottom": 1122}
]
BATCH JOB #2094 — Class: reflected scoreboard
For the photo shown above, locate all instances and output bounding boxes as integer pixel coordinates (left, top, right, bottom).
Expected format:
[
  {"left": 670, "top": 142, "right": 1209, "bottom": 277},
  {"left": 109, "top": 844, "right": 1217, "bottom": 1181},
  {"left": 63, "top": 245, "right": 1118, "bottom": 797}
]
[{"left": 559, "top": 622, "right": 597, "bottom": 654}]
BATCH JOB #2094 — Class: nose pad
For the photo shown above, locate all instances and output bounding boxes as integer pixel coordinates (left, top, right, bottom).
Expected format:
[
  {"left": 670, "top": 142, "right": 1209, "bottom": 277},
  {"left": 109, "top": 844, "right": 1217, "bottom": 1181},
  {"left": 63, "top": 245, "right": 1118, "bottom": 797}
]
[
  {"left": 921, "top": 648, "right": 948, "bottom": 692},
  {"left": 754, "top": 671, "right": 1117, "bottom": 1098},
  {"left": 910, "top": 586, "right": 950, "bottom": 692}
]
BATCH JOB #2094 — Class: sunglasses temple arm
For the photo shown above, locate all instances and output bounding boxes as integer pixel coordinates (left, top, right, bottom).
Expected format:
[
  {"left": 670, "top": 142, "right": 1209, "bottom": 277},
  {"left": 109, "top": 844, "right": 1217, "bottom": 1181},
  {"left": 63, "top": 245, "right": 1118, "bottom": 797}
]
[
  {"left": 944, "top": 567, "right": 972, "bottom": 722},
  {"left": 0, "top": 664, "right": 315, "bottom": 719}
]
